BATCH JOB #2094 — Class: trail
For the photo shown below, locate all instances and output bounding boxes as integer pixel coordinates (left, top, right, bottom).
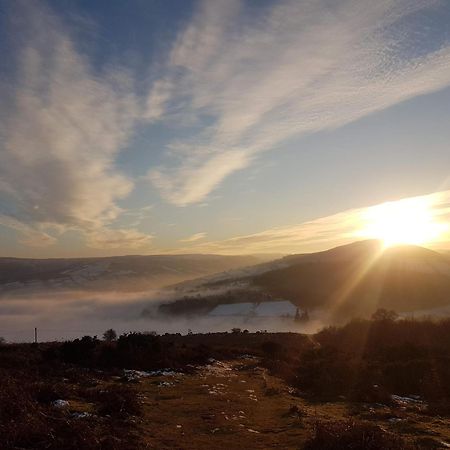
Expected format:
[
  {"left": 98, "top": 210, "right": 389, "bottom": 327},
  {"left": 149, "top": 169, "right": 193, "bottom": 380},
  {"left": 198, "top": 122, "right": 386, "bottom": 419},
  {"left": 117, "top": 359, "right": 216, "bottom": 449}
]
[
  {"left": 130, "top": 356, "right": 450, "bottom": 449},
  {"left": 135, "top": 357, "right": 314, "bottom": 449}
]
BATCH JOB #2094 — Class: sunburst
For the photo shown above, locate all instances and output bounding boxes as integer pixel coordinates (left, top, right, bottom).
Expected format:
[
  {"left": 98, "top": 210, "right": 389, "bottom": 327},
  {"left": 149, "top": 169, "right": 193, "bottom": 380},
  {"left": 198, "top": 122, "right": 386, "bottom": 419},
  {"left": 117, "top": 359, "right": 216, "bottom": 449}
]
[{"left": 357, "top": 197, "right": 446, "bottom": 247}]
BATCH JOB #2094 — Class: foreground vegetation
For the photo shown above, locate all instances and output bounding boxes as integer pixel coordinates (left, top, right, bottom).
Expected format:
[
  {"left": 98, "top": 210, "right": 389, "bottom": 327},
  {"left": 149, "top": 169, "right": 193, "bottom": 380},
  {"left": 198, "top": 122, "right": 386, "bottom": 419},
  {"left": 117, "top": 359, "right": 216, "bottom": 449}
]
[
  {"left": 1, "top": 315, "right": 449, "bottom": 449},
  {"left": 263, "top": 314, "right": 450, "bottom": 414}
]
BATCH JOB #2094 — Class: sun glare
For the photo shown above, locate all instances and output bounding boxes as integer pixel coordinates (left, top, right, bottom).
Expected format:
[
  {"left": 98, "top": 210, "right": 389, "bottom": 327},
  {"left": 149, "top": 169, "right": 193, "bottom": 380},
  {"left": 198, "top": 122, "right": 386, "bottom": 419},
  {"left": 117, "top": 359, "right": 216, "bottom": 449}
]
[{"left": 357, "top": 197, "right": 447, "bottom": 248}]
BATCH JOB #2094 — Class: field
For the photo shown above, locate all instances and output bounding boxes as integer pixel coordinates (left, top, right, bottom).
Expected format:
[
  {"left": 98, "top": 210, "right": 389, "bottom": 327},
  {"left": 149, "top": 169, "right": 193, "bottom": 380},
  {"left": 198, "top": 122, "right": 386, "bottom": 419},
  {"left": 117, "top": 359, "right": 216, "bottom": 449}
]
[{"left": 1, "top": 316, "right": 450, "bottom": 449}]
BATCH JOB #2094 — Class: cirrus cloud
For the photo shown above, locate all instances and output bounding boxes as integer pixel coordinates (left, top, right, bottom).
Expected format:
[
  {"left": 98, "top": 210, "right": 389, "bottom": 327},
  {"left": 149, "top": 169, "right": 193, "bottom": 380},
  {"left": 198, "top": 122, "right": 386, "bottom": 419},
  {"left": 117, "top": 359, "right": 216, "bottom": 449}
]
[
  {"left": 0, "top": 2, "right": 151, "bottom": 250},
  {"left": 1, "top": 0, "right": 450, "bottom": 254},
  {"left": 147, "top": 0, "right": 450, "bottom": 206},
  {"left": 179, "top": 232, "right": 207, "bottom": 243}
]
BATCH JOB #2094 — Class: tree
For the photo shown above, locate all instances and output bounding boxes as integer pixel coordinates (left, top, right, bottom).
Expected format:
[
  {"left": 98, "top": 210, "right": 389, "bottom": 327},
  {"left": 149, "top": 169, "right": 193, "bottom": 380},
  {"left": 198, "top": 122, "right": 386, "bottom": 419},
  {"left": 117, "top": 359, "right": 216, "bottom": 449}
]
[
  {"left": 295, "top": 308, "right": 310, "bottom": 322},
  {"left": 371, "top": 308, "right": 398, "bottom": 322},
  {"left": 103, "top": 328, "right": 117, "bottom": 342},
  {"left": 0, "top": 336, "right": 5, "bottom": 345}
]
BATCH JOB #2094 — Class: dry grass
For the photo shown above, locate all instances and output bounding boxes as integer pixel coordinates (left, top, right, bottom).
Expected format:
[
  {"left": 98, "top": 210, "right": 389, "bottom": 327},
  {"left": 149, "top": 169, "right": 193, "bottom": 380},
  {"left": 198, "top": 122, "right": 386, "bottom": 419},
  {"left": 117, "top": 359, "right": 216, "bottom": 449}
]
[
  {"left": 304, "top": 420, "right": 418, "bottom": 450},
  {"left": 132, "top": 357, "right": 450, "bottom": 449},
  {"left": 1, "top": 321, "right": 450, "bottom": 449}
]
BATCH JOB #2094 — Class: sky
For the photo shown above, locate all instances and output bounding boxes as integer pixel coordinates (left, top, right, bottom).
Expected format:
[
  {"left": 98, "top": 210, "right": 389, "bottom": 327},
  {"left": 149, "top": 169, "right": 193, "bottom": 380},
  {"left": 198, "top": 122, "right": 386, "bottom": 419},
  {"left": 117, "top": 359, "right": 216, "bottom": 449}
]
[{"left": 0, "top": 0, "right": 449, "bottom": 258}]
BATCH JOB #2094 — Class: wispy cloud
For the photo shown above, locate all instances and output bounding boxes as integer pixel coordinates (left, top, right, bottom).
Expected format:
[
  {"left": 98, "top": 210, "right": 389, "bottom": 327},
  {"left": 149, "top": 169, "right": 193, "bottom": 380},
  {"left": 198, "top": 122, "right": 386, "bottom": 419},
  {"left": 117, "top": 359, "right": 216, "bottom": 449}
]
[
  {"left": 148, "top": 0, "right": 450, "bottom": 205},
  {"left": 179, "top": 232, "right": 207, "bottom": 243},
  {"left": 0, "top": 2, "right": 151, "bottom": 250},
  {"left": 1, "top": 1, "right": 450, "bottom": 253},
  {"left": 172, "top": 191, "right": 450, "bottom": 254},
  {"left": 84, "top": 228, "right": 153, "bottom": 250},
  {"left": 0, "top": 215, "right": 56, "bottom": 247}
]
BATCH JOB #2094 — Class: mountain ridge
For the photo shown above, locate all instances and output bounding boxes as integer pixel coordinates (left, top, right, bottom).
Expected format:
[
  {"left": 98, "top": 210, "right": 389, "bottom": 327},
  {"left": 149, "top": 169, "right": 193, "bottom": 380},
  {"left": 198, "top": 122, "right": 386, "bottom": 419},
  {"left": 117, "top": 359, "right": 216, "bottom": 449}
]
[
  {"left": 0, "top": 254, "right": 276, "bottom": 295},
  {"left": 157, "top": 240, "right": 450, "bottom": 320}
]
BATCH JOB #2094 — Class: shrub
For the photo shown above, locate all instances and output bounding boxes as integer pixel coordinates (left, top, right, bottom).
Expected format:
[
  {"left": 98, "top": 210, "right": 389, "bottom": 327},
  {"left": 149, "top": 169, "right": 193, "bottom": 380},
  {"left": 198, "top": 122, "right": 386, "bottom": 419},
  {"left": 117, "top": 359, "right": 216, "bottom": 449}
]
[
  {"left": 304, "top": 420, "right": 417, "bottom": 450},
  {"left": 103, "top": 328, "right": 117, "bottom": 342},
  {"left": 296, "top": 347, "right": 358, "bottom": 399},
  {"left": 60, "top": 335, "right": 99, "bottom": 365},
  {"left": 294, "top": 318, "right": 450, "bottom": 409},
  {"left": 371, "top": 309, "right": 399, "bottom": 322},
  {"left": 261, "top": 340, "right": 283, "bottom": 359},
  {"left": 96, "top": 385, "right": 142, "bottom": 418}
]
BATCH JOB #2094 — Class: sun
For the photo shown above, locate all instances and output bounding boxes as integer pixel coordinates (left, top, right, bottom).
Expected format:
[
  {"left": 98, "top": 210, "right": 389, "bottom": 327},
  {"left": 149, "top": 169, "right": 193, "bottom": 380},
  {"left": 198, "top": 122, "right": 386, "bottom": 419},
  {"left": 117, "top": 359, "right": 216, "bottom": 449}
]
[{"left": 357, "top": 197, "right": 446, "bottom": 248}]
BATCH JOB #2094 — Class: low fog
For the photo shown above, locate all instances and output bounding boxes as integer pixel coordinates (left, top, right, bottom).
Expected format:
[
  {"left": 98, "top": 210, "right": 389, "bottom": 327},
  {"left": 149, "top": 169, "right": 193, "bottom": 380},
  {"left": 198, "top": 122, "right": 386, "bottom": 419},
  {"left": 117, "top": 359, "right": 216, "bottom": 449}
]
[{"left": 0, "top": 289, "right": 325, "bottom": 343}]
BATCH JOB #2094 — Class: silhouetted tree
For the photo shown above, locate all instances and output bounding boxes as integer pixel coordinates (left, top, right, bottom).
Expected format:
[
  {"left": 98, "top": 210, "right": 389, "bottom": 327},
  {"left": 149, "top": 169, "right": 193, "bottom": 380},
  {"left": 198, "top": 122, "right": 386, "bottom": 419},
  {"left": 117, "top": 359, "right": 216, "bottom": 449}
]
[
  {"left": 371, "top": 308, "right": 398, "bottom": 322},
  {"left": 103, "top": 328, "right": 117, "bottom": 342},
  {"left": 295, "top": 308, "right": 310, "bottom": 322}
]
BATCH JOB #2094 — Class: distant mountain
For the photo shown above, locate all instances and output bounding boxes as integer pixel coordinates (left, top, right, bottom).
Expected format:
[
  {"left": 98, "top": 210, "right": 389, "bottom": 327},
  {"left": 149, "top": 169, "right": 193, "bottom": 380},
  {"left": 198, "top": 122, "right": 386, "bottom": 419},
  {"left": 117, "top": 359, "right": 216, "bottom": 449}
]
[
  {"left": 254, "top": 240, "right": 450, "bottom": 318},
  {"left": 157, "top": 241, "right": 450, "bottom": 320},
  {"left": 0, "top": 254, "right": 275, "bottom": 296}
]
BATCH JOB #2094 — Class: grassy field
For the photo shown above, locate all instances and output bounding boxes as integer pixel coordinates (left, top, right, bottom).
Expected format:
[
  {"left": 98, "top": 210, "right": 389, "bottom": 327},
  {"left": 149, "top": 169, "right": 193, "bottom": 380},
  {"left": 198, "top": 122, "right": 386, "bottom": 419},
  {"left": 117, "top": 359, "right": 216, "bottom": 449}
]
[{"left": 1, "top": 316, "right": 450, "bottom": 449}]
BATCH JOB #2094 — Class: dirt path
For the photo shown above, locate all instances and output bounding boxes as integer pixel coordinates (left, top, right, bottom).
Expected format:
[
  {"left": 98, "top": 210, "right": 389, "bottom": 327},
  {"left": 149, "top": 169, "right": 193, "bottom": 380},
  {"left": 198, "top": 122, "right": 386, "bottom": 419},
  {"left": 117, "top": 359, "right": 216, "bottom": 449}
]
[
  {"left": 130, "top": 357, "right": 450, "bottom": 450},
  {"left": 134, "top": 357, "right": 315, "bottom": 449}
]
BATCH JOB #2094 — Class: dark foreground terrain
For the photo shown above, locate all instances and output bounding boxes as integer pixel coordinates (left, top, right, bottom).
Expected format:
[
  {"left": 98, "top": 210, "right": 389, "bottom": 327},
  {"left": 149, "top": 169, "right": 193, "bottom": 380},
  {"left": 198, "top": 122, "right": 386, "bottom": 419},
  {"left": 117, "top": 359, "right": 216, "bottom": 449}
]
[{"left": 1, "top": 315, "right": 450, "bottom": 449}]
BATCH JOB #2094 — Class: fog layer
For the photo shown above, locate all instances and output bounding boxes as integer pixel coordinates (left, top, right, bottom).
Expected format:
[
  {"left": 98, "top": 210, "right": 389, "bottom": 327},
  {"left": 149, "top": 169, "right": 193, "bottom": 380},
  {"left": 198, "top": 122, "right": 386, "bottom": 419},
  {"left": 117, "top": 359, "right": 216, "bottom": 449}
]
[{"left": 0, "top": 289, "right": 323, "bottom": 342}]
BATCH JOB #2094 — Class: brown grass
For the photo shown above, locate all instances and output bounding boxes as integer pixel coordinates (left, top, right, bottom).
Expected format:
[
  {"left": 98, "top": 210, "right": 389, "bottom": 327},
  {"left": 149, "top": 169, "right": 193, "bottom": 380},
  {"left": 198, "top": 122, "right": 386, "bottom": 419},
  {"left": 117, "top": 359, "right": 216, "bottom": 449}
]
[{"left": 1, "top": 319, "right": 450, "bottom": 448}]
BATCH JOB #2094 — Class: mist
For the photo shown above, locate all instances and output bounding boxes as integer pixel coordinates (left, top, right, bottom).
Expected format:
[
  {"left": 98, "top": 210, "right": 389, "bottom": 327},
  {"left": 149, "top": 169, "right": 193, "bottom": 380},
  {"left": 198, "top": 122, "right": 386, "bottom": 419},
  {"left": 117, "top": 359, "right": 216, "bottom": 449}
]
[{"left": 0, "top": 289, "right": 325, "bottom": 342}]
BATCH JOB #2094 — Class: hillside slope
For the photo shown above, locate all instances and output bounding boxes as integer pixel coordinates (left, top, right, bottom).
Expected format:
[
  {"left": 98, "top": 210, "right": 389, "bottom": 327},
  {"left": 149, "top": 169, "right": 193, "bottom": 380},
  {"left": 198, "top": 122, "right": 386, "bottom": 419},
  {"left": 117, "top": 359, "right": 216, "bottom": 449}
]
[
  {"left": 254, "top": 241, "right": 450, "bottom": 318},
  {"left": 0, "top": 254, "right": 274, "bottom": 295},
  {"left": 158, "top": 241, "right": 450, "bottom": 319}
]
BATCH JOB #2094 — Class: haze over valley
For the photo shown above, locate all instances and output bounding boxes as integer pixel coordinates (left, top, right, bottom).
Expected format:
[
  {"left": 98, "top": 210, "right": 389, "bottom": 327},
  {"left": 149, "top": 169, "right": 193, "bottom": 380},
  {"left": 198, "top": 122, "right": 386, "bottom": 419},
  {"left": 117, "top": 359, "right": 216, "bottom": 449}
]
[{"left": 2, "top": 239, "right": 450, "bottom": 342}]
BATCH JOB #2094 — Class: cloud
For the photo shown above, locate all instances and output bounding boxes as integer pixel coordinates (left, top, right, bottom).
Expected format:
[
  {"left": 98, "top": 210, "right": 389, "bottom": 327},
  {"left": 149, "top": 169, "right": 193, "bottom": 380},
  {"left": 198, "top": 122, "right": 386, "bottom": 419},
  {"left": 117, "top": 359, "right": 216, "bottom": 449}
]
[
  {"left": 148, "top": 0, "right": 450, "bottom": 205},
  {"left": 1, "top": 1, "right": 450, "bottom": 253},
  {"left": 121, "top": 205, "right": 154, "bottom": 227},
  {"left": 149, "top": 150, "right": 250, "bottom": 206},
  {"left": 179, "top": 232, "right": 207, "bottom": 243},
  {"left": 172, "top": 190, "right": 450, "bottom": 255},
  {"left": 84, "top": 228, "right": 153, "bottom": 250},
  {"left": 0, "top": 215, "right": 57, "bottom": 247},
  {"left": 0, "top": 2, "right": 151, "bottom": 250}
]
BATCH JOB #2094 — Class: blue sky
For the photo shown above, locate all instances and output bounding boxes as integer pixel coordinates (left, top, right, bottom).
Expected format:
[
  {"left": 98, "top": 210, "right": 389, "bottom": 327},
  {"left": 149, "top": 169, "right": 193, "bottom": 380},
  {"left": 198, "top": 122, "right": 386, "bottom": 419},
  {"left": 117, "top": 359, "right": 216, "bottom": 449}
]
[{"left": 0, "top": 0, "right": 449, "bottom": 257}]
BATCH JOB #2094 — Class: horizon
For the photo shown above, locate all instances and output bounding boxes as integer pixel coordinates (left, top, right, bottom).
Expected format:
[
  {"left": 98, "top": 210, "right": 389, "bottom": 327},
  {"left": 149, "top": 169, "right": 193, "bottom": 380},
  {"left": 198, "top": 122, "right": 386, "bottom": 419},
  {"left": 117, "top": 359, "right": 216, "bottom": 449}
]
[
  {"left": 0, "top": 237, "right": 447, "bottom": 261},
  {"left": 1, "top": 191, "right": 450, "bottom": 257}
]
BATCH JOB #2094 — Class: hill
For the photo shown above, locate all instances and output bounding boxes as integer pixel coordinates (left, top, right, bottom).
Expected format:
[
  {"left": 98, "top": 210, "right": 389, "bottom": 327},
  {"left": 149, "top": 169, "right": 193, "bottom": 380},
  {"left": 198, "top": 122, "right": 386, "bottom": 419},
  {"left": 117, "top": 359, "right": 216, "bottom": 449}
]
[
  {"left": 254, "top": 240, "right": 450, "bottom": 319},
  {"left": 157, "top": 240, "right": 450, "bottom": 320},
  {"left": 0, "top": 254, "right": 274, "bottom": 296}
]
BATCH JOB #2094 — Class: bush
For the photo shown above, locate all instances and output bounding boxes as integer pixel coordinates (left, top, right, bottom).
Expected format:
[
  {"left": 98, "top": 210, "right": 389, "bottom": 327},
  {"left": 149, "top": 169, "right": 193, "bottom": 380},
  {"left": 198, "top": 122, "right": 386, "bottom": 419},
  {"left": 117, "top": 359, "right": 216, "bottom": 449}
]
[
  {"left": 261, "top": 341, "right": 283, "bottom": 359},
  {"left": 114, "top": 332, "right": 162, "bottom": 369},
  {"left": 60, "top": 335, "right": 99, "bottom": 365},
  {"left": 0, "top": 366, "right": 142, "bottom": 449},
  {"left": 304, "top": 420, "right": 417, "bottom": 450},
  {"left": 103, "top": 328, "right": 117, "bottom": 342},
  {"left": 371, "top": 309, "right": 399, "bottom": 322},
  {"left": 296, "top": 347, "right": 359, "bottom": 399},
  {"left": 96, "top": 385, "right": 142, "bottom": 418},
  {"left": 291, "top": 318, "right": 450, "bottom": 409}
]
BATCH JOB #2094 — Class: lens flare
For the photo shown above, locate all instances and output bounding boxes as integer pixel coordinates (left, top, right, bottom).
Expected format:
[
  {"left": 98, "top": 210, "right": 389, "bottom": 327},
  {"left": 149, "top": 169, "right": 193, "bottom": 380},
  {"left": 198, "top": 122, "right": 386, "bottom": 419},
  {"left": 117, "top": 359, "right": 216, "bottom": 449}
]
[{"left": 357, "top": 196, "right": 447, "bottom": 247}]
